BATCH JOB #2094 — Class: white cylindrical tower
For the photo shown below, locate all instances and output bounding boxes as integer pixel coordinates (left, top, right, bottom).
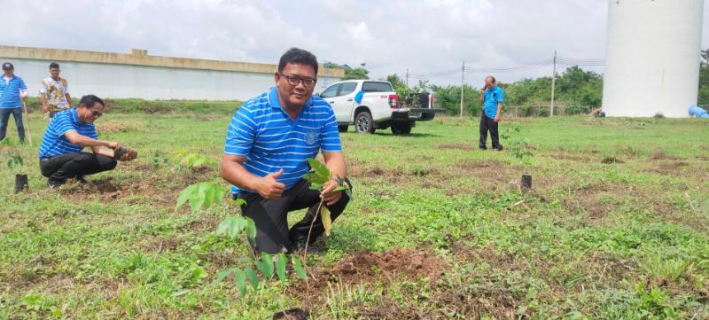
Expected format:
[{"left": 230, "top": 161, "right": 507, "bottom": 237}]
[{"left": 602, "top": 0, "right": 704, "bottom": 118}]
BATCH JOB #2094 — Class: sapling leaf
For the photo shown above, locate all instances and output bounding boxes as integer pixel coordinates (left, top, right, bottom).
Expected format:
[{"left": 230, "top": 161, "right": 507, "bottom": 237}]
[
  {"left": 291, "top": 256, "right": 308, "bottom": 280},
  {"left": 216, "top": 216, "right": 247, "bottom": 240},
  {"left": 255, "top": 253, "right": 274, "bottom": 280},
  {"left": 244, "top": 266, "right": 259, "bottom": 290},
  {"left": 275, "top": 254, "right": 288, "bottom": 282},
  {"left": 245, "top": 217, "right": 257, "bottom": 241},
  {"left": 321, "top": 206, "right": 332, "bottom": 237},
  {"left": 175, "top": 184, "right": 197, "bottom": 211},
  {"left": 212, "top": 267, "right": 235, "bottom": 285},
  {"left": 234, "top": 268, "right": 248, "bottom": 295}
]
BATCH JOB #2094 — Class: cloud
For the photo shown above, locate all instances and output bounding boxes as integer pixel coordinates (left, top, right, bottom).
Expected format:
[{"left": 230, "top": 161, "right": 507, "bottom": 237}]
[{"left": 1, "top": 0, "right": 708, "bottom": 86}]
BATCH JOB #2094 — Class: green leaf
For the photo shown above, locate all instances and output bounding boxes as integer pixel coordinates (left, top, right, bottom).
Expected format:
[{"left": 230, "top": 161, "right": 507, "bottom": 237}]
[
  {"left": 211, "top": 267, "right": 234, "bottom": 285},
  {"left": 175, "top": 184, "right": 197, "bottom": 211},
  {"left": 321, "top": 206, "right": 332, "bottom": 237},
  {"left": 254, "top": 253, "right": 274, "bottom": 280},
  {"left": 244, "top": 218, "right": 257, "bottom": 241},
  {"left": 291, "top": 256, "right": 308, "bottom": 280},
  {"left": 275, "top": 254, "right": 287, "bottom": 282},
  {"left": 306, "top": 158, "right": 330, "bottom": 183},
  {"left": 234, "top": 268, "right": 248, "bottom": 295},
  {"left": 216, "top": 216, "right": 247, "bottom": 240},
  {"left": 244, "top": 266, "right": 259, "bottom": 290}
]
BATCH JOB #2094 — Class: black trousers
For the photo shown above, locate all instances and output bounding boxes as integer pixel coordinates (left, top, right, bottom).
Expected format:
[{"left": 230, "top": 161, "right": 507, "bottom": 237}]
[
  {"left": 237, "top": 179, "right": 351, "bottom": 254},
  {"left": 40, "top": 152, "right": 117, "bottom": 183},
  {"left": 479, "top": 114, "right": 501, "bottom": 149}
]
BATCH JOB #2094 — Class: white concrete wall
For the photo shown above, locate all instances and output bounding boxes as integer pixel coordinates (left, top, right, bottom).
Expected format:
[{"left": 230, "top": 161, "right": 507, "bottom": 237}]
[
  {"left": 2, "top": 59, "right": 341, "bottom": 102},
  {"left": 602, "top": 0, "right": 704, "bottom": 118}
]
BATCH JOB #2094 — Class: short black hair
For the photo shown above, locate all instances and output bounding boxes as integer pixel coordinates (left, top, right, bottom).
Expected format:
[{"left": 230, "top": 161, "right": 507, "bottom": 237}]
[
  {"left": 2, "top": 62, "right": 13, "bottom": 70},
  {"left": 79, "top": 95, "right": 105, "bottom": 109},
  {"left": 278, "top": 48, "right": 318, "bottom": 76},
  {"left": 487, "top": 75, "right": 497, "bottom": 84},
  {"left": 49, "top": 62, "right": 60, "bottom": 69}
]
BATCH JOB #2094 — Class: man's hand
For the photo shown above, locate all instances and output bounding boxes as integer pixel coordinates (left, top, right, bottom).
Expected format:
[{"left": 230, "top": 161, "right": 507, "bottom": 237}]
[
  {"left": 255, "top": 169, "right": 285, "bottom": 200},
  {"left": 321, "top": 179, "right": 343, "bottom": 206},
  {"left": 481, "top": 85, "right": 487, "bottom": 93},
  {"left": 42, "top": 104, "right": 49, "bottom": 112},
  {"left": 107, "top": 141, "right": 120, "bottom": 150},
  {"left": 494, "top": 115, "right": 501, "bottom": 123}
]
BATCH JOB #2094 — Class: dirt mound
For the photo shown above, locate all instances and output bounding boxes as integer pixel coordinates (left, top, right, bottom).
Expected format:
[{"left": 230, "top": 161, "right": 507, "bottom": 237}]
[{"left": 292, "top": 249, "right": 448, "bottom": 305}]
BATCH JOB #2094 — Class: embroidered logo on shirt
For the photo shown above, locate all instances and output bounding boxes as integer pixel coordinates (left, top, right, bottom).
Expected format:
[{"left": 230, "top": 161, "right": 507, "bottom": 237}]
[{"left": 306, "top": 130, "right": 317, "bottom": 145}]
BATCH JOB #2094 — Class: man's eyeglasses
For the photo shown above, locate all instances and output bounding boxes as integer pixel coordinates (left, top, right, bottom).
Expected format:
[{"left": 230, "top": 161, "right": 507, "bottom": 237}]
[
  {"left": 280, "top": 73, "right": 316, "bottom": 87},
  {"left": 89, "top": 109, "right": 103, "bottom": 119}
]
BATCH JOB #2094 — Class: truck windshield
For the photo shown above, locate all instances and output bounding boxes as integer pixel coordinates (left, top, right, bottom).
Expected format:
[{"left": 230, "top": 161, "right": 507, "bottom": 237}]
[{"left": 362, "top": 82, "right": 393, "bottom": 93}]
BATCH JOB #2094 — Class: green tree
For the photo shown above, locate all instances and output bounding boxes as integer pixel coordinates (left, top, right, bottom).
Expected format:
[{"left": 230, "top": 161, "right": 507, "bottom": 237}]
[
  {"left": 387, "top": 73, "right": 411, "bottom": 95},
  {"left": 342, "top": 63, "right": 369, "bottom": 80}
]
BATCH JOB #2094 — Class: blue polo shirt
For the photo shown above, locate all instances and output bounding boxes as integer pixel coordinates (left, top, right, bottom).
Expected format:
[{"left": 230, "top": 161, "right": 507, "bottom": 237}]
[
  {"left": 483, "top": 86, "right": 505, "bottom": 118},
  {"left": 0, "top": 75, "right": 27, "bottom": 109},
  {"left": 38, "top": 108, "right": 98, "bottom": 158},
  {"left": 224, "top": 87, "right": 342, "bottom": 194}
]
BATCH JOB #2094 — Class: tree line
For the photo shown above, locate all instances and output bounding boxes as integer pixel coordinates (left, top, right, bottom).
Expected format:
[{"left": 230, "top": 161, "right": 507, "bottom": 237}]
[{"left": 329, "top": 49, "right": 709, "bottom": 116}]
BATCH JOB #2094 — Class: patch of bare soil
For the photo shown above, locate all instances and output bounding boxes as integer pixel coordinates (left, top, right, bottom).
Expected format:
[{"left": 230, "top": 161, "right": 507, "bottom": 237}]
[
  {"left": 550, "top": 154, "right": 588, "bottom": 162},
  {"left": 350, "top": 166, "right": 442, "bottom": 183},
  {"left": 456, "top": 160, "right": 522, "bottom": 193},
  {"left": 56, "top": 164, "right": 215, "bottom": 206},
  {"left": 437, "top": 143, "right": 474, "bottom": 151},
  {"left": 95, "top": 121, "right": 142, "bottom": 134},
  {"left": 291, "top": 249, "right": 448, "bottom": 307},
  {"left": 601, "top": 156, "right": 624, "bottom": 164},
  {"left": 649, "top": 152, "right": 680, "bottom": 161},
  {"left": 645, "top": 161, "right": 689, "bottom": 175}
]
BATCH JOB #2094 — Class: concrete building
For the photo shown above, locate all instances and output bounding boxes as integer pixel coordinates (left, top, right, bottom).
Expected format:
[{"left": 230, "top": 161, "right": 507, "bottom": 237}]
[
  {"left": 602, "top": 0, "right": 704, "bottom": 118},
  {"left": 0, "top": 45, "right": 344, "bottom": 101}
]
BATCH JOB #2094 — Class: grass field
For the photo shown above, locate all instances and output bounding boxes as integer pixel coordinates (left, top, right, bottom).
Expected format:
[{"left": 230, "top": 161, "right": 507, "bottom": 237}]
[{"left": 1, "top": 111, "right": 708, "bottom": 319}]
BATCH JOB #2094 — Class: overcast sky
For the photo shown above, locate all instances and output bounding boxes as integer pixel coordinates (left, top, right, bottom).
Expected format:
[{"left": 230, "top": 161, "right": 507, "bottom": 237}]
[{"left": 2, "top": 0, "right": 708, "bottom": 87}]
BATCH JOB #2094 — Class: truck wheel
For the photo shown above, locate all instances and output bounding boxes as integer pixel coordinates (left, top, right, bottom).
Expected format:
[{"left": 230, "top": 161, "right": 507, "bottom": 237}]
[
  {"left": 338, "top": 125, "right": 348, "bottom": 133},
  {"left": 391, "top": 123, "right": 412, "bottom": 135},
  {"left": 355, "top": 111, "right": 375, "bottom": 134}
]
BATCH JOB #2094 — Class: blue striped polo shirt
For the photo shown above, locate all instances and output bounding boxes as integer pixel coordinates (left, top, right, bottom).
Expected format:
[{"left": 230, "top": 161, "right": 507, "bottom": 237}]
[
  {"left": 0, "top": 75, "right": 27, "bottom": 109},
  {"left": 224, "top": 87, "right": 342, "bottom": 194},
  {"left": 38, "top": 108, "right": 98, "bottom": 158}
]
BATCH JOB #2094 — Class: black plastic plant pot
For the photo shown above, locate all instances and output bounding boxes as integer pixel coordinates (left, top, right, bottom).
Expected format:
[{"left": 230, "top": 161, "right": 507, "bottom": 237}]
[
  {"left": 521, "top": 174, "right": 532, "bottom": 190},
  {"left": 15, "top": 174, "right": 28, "bottom": 193}
]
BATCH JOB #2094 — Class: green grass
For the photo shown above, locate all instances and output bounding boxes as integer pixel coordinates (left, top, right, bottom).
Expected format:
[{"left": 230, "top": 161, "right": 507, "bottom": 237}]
[{"left": 1, "top": 112, "right": 708, "bottom": 319}]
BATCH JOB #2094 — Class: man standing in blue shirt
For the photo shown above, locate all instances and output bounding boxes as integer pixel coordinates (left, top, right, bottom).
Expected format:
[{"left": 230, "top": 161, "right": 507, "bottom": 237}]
[
  {"left": 39, "top": 95, "right": 137, "bottom": 188},
  {"left": 0, "top": 62, "right": 29, "bottom": 143},
  {"left": 220, "top": 48, "right": 350, "bottom": 254},
  {"left": 479, "top": 75, "right": 504, "bottom": 151}
]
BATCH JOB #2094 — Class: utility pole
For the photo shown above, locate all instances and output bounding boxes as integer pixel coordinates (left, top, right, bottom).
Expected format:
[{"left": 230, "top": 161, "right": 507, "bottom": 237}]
[
  {"left": 406, "top": 68, "right": 409, "bottom": 87},
  {"left": 550, "top": 51, "right": 557, "bottom": 117},
  {"left": 460, "top": 61, "right": 465, "bottom": 118}
]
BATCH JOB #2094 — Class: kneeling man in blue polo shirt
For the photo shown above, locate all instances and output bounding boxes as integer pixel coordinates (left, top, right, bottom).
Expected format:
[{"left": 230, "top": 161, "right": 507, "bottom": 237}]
[
  {"left": 220, "top": 48, "right": 349, "bottom": 254},
  {"left": 38, "top": 95, "right": 136, "bottom": 188}
]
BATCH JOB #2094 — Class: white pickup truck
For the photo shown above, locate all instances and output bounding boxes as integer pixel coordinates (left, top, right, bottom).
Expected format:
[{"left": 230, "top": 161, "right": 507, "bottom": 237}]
[{"left": 318, "top": 80, "right": 445, "bottom": 134}]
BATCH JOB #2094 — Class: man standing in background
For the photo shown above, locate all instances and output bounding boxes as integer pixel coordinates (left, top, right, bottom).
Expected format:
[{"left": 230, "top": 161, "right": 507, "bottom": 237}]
[
  {"left": 0, "top": 62, "right": 28, "bottom": 144},
  {"left": 479, "top": 75, "right": 504, "bottom": 151},
  {"left": 40, "top": 62, "right": 72, "bottom": 118}
]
